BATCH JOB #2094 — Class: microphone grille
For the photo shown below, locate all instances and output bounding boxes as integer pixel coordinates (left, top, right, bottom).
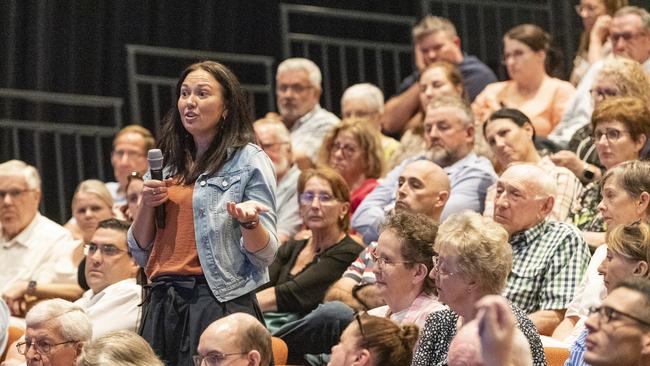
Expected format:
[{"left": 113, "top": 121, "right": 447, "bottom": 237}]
[{"left": 147, "top": 149, "right": 164, "bottom": 170}]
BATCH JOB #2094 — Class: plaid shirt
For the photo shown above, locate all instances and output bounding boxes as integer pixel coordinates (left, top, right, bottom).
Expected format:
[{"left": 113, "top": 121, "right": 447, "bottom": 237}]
[{"left": 504, "top": 220, "right": 590, "bottom": 313}]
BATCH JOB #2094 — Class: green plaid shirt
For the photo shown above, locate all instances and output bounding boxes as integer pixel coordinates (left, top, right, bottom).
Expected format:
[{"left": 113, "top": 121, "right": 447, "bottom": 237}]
[{"left": 504, "top": 220, "right": 590, "bottom": 313}]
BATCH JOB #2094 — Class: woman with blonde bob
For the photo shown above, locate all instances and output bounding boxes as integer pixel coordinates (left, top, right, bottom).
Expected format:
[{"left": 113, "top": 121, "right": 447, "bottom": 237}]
[
  {"left": 318, "top": 119, "right": 384, "bottom": 216},
  {"left": 412, "top": 211, "right": 545, "bottom": 366},
  {"left": 77, "top": 330, "right": 164, "bottom": 366},
  {"left": 328, "top": 313, "right": 419, "bottom": 366}
]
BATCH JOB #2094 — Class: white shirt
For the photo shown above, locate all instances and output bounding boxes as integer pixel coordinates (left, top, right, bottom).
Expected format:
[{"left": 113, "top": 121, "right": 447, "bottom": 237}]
[
  {"left": 0, "top": 213, "right": 76, "bottom": 293},
  {"left": 289, "top": 104, "right": 339, "bottom": 162},
  {"left": 75, "top": 278, "right": 142, "bottom": 339}
]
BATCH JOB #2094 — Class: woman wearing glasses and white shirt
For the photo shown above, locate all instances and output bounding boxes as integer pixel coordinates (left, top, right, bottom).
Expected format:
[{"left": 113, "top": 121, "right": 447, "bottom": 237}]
[{"left": 256, "top": 167, "right": 362, "bottom": 329}]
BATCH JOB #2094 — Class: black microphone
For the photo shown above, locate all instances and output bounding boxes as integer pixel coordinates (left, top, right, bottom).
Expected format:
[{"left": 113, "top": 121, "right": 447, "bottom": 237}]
[{"left": 147, "top": 149, "right": 165, "bottom": 229}]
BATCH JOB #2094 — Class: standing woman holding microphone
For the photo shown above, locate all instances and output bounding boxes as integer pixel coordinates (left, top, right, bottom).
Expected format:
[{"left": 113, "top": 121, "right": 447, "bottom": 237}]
[{"left": 128, "top": 61, "right": 278, "bottom": 366}]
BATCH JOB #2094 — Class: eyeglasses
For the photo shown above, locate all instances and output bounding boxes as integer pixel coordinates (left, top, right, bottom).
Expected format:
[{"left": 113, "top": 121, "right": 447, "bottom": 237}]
[
  {"left": 0, "top": 189, "right": 33, "bottom": 200},
  {"left": 192, "top": 352, "right": 247, "bottom": 366},
  {"left": 610, "top": 31, "right": 647, "bottom": 43},
  {"left": 16, "top": 340, "right": 78, "bottom": 355},
  {"left": 355, "top": 312, "right": 367, "bottom": 341},
  {"left": 276, "top": 83, "right": 312, "bottom": 94},
  {"left": 84, "top": 243, "right": 126, "bottom": 257},
  {"left": 591, "top": 128, "right": 630, "bottom": 143},
  {"left": 299, "top": 192, "right": 336, "bottom": 205},
  {"left": 590, "top": 87, "right": 619, "bottom": 101},
  {"left": 331, "top": 142, "right": 358, "bottom": 157},
  {"left": 589, "top": 305, "right": 650, "bottom": 328},
  {"left": 111, "top": 149, "right": 145, "bottom": 160},
  {"left": 369, "top": 249, "right": 411, "bottom": 269},
  {"left": 432, "top": 256, "right": 456, "bottom": 277}
]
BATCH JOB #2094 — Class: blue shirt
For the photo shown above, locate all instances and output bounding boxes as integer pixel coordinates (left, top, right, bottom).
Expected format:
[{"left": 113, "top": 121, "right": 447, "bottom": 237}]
[
  {"left": 565, "top": 329, "right": 589, "bottom": 366},
  {"left": 128, "top": 143, "right": 279, "bottom": 302},
  {"left": 351, "top": 153, "right": 496, "bottom": 243}
]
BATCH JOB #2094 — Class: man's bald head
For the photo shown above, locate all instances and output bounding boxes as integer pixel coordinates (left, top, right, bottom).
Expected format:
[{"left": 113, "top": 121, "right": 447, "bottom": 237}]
[
  {"left": 493, "top": 164, "right": 556, "bottom": 235},
  {"left": 395, "top": 159, "right": 450, "bottom": 221},
  {"left": 198, "top": 313, "right": 272, "bottom": 366}
]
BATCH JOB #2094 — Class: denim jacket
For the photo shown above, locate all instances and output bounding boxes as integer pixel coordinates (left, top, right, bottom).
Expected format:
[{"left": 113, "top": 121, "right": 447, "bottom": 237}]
[{"left": 127, "top": 143, "right": 279, "bottom": 302}]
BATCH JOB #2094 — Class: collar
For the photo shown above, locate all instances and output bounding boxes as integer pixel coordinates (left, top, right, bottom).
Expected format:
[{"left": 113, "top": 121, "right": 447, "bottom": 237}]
[
  {"left": 1, "top": 213, "right": 41, "bottom": 248},
  {"left": 444, "top": 152, "right": 476, "bottom": 174},
  {"left": 291, "top": 104, "right": 321, "bottom": 131},
  {"left": 509, "top": 219, "right": 548, "bottom": 248}
]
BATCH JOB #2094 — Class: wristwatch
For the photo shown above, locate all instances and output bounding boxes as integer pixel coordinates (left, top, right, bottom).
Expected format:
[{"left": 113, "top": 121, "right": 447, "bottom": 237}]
[
  {"left": 582, "top": 164, "right": 596, "bottom": 182},
  {"left": 26, "top": 280, "right": 37, "bottom": 296}
]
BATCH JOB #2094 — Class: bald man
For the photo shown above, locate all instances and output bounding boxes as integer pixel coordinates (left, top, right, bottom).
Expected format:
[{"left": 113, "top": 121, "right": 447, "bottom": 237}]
[
  {"left": 494, "top": 164, "right": 590, "bottom": 335},
  {"left": 196, "top": 313, "right": 272, "bottom": 366}
]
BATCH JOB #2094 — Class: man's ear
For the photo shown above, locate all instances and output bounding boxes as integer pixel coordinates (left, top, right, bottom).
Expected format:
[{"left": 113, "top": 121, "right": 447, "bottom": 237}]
[
  {"left": 247, "top": 350, "right": 261, "bottom": 366},
  {"left": 436, "top": 190, "right": 450, "bottom": 208},
  {"left": 539, "top": 195, "right": 554, "bottom": 218}
]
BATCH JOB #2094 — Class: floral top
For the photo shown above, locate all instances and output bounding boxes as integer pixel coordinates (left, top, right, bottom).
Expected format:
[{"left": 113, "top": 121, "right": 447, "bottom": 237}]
[
  {"left": 411, "top": 304, "right": 547, "bottom": 366},
  {"left": 571, "top": 182, "right": 605, "bottom": 232}
]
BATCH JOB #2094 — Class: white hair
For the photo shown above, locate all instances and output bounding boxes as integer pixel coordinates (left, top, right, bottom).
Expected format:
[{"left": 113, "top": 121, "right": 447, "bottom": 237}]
[
  {"left": 341, "top": 83, "right": 385, "bottom": 113},
  {"left": 506, "top": 163, "right": 557, "bottom": 199},
  {"left": 0, "top": 160, "right": 41, "bottom": 190},
  {"left": 26, "top": 299, "right": 92, "bottom": 342},
  {"left": 276, "top": 58, "right": 322, "bottom": 89},
  {"left": 253, "top": 118, "right": 291, "bottom": 142}
]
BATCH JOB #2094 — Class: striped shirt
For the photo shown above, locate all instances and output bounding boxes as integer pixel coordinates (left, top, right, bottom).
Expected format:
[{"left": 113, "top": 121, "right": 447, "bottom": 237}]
[
  {"left": 504, "top": 220, "right": 591, "bottom": 313},
  {"left": 564, "top": 329, "right": 589, "bottom": 366}
]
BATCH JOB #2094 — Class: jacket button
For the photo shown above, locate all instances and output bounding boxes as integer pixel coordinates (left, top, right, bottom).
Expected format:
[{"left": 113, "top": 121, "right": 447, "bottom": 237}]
[
  {"left": 200, "top": 181, "right": 206, "bottom": 187},
  {"left": 222, "top": 180, "right": 228, "bottom": 187}
]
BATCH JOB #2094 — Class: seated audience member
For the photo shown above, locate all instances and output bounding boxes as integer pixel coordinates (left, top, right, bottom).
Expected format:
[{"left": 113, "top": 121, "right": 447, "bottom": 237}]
[
  {"left": 483, "top": 108, "right": 583, "bottom": 221},
  {"left": 569, "top": 0, "right": 629, "bottom": 86},
  {"left": 256, "top": 168, "right": 362, "bottom": 323},
  {"left": 197, "top": 313, "right": 272, "bottom": 366},
  {"left": 549, "top": 6, "right": 650, "bottom": 148},
  {"left": 389, "top": 61, "right": 472, "bottom": 168},
  {"left": 106, "top": 125, "right": 154, "bottom": 206},
  {"left": 17, "top": 299, "right": 92, "bottom": 366},
  {"left": 412, "top": 211, "right": 545, "bottom": 366},
  {"left": 76, "top": 330, "right": 163, "bottom": 366},
  {"left": 4, "top": 180, "right": 115, "bottom": 315},
  {"left": 551, "top": 57, "right": 650, "bottom": 185},
  {"left": 472, "top": 24, "right": 575, "bottom": 137},
  {"left": 123, "top": 172, "right": 143, "bottom": 222},
  {"left": 318, "top": 119, "right": 384, "bottom": 216},
  {"left": 328, "top": 313, "right": 418, "bottom": 366},
  {"left": 340, "top": 83, "right": 400, "bottom": 162},
  {"left": 380, "top": 15, "right": 496, "bottom": 134},
  {"left": 447, "top": 295, "right": 534, "bottom": 366},
  {"left": 494, "top": 164, "right": 591, "bottom": 335},
  {"left": 567, "top": 278, "right": 650, "bottom": 366},
  {"left": 552, "top": 160, "right": 650, "bottom": 344},
  {"left": 254, "top": 118, "right": 302, "bottom": 243},
  {"left": 570, "top": 97, "right": 650, "bottom": 247},
  {"left": 0, "top": 299, "right": 9, "bottom": 357},
  {"left": 275, "top": 58, "right": 340, "bottom": 167},
  {"left": 271, "top": 161, "right": 451, "bottom": 363},
  {"left": 353, "top": 96, "right": 496, "bottom": 243},
  {"left": 76, "top": 219, "right": 140, "bottom": 338},
  {"left": 0, "top": 160, "right": 76, "bottom": 299}
]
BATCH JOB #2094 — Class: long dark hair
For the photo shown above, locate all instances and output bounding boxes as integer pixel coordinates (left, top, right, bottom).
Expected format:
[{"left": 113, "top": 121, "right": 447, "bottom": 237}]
[{"left": 158, "top": 61, "right": 255, "bottom": 184}]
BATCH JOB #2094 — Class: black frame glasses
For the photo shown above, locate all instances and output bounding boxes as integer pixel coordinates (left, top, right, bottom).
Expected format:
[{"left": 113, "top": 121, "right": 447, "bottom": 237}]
[
  {"left": 590, "top": 128, "right": 630, "bottom": 143},
  {"left": 589, "top": 305, "right": 650, "bottom": 328},
  {"left": 355, "top": 311, "right": 367, "bottom": 341}
]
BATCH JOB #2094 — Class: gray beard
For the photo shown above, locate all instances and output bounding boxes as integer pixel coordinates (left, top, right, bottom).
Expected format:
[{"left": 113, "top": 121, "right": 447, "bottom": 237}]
[{"left": 424, "top": 148, "right": 461, "bottom": 168}]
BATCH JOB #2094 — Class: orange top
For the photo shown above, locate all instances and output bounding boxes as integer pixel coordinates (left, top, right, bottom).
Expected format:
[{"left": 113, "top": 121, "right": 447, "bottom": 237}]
[{"left": 146, "top": 183, "right": 203, "bottom": 279}]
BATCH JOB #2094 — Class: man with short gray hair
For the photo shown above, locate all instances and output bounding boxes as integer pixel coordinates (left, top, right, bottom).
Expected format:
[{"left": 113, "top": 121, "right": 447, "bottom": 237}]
[
  {"left": 353, "top": 96, "right": 496, "bottom": 243},
  {"left": 494, "top": 163, "right": 590, "bottom": 336},
  {"left": 275, "top": 58, "right": 339, "bottom": 166},
  {"left": 20, "top": 298, "right": 92, "bottom": 366},
  {"left": 0, "top": 160, "right": 76, "bottom": 304}
]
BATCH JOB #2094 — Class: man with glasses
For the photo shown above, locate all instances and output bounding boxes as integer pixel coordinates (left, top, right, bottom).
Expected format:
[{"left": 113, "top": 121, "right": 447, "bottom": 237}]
[
  {"left": 565, "top": 277, "right": 650, "bottom": 366},
  {"left": 253, "top": 118, "right": 301, "bottom": 243},
  {"left": 275, "top": 58, "right": 339, "bottom": 168},
  {"left": 495, "top": 164, "right": 590, "bottom": 336},
  {"left": 196, "top": 313, "right": 272, "bottom": 366},
  {"left": 550, "top": 6, "right": 650, "bottom": 148},
  {"left": 19, "top": 298, "right": 91, "bottom": 366},
  {"left": 0, "top": 160, "right": 75, "bottom": 305},
  {"left": 106, "top": 125, "right": 155, "bottom": 206},
  {"left": 75, "top": 218, "right": 140, "bottom": 338}
]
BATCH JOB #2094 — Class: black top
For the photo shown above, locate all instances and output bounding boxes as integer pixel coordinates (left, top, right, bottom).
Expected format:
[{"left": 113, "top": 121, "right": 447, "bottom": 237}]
[{"left": 257, "top": 235, "right": 362, "bottom": 314}]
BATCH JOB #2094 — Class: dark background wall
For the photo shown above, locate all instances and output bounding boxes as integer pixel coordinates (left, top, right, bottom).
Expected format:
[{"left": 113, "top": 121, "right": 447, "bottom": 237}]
[{"left": 2, "top": 0, "right": 650, "bottom": 222}]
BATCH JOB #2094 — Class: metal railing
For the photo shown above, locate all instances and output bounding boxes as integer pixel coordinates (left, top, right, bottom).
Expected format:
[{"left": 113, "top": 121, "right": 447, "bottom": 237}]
[
  {"left": 280, "top": 4, "right": 416, "bottom": 113},
  {"left": 420, "top": 0, "right": 575, "bottom": 79},
  {"left": 126, "top": 44, "right": 275, "bottom": 135},
  {"left": 0, "top": 88, "right": 123, "bottom": 223}
]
